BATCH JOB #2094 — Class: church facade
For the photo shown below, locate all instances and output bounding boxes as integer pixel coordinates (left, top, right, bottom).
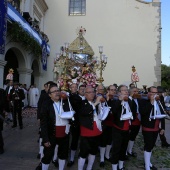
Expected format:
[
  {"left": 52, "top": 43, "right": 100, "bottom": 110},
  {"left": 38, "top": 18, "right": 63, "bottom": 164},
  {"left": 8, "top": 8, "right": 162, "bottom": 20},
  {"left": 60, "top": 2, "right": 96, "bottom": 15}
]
[{"left": 0, "top": 0, "right": 161, "bottom": 89}]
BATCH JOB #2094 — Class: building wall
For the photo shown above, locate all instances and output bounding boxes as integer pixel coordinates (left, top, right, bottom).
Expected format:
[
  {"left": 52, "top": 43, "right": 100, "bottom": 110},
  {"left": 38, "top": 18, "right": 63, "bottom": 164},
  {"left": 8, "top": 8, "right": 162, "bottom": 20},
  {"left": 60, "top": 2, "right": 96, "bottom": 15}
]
[{"left": 43, "top": 0, "right": 161, "bottom": 88}]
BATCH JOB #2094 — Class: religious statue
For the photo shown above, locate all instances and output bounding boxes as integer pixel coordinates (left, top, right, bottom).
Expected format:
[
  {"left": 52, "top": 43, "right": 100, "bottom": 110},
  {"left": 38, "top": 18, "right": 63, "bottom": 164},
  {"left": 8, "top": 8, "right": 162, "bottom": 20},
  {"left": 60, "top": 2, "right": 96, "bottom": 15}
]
[
  {"left": 131, "top": 66, "right": 139, "bottom": 87},
  {"left": 6, "top": 68, "right": 14, "bottom": 80}
]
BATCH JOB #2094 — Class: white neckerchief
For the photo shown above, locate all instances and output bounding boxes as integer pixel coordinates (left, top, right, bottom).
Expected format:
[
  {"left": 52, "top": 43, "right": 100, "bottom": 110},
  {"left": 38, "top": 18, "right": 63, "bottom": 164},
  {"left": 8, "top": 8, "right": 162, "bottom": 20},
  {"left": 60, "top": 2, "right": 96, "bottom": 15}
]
[
  {"left": 79, "top": 95, "right": 85, "bottom": 100},
  {"left": 53, "top": 101, "right": 69, "bottom": 126},
  {"left": 88, "top": 101, "right": 102, "bottom": 131},
  {"left": 133, "top": 98, "right": 141, "bottom": 121},
  {"left": 8, "top": 86, "right": 13, "bottom": 94}
]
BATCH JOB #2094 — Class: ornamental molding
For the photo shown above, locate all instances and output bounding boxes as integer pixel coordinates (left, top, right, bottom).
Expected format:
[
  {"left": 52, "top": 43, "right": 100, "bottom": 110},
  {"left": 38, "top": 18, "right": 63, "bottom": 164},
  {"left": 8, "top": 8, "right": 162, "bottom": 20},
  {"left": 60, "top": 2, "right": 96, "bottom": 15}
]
[
  {"left": 17, "top": 68, "right": 33, "bottom": 74},
  {"left": 0, "top": 60, "right": 7, "bottom": 68}
]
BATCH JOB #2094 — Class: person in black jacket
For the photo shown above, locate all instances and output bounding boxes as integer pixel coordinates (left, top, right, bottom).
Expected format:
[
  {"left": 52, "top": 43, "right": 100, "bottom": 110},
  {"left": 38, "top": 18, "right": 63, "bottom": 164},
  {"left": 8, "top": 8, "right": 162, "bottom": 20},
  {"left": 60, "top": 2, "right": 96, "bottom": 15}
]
[
  {"left": 36, "top": 84, "right": 71, "bottom": 170},
  {"left": 110, "top": 85, "right": 136, "bottom": 170},
  {"left": 36, "top": 82, "right": 52, "bottom": 160},
  {"left": 0, "top": 88, "right": 5, "bottom": 154},
  {"left": 126, "top": 87, "right": 141, "bottom": 158},
  {"left": 9, "top": 82, "right": 25, "bottom": 129},
  {"left": 67, "top": 84, "right": 85, "bottom": 167},
  {"left": 157, "top": 86, "right": 170, "bottom": 148},
  {"left": 98, "top": 84, "right": 117, "bottom": 167},
  {"left": 78, "top": 86, "right": 102, "bottom": 170},
  {"left": 139, "top": 86, "right": 165, "bottom": 170}
]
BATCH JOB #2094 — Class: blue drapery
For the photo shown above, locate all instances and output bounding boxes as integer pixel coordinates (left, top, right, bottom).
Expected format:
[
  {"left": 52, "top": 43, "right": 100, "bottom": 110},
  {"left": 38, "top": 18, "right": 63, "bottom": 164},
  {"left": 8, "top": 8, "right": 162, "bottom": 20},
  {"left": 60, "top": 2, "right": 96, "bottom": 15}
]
[
  {"left": 41, "top": 40, "right": 48, "bottom": 71},
  {"left": 0, "top": 0, "right": 7, "bottom": 54}
]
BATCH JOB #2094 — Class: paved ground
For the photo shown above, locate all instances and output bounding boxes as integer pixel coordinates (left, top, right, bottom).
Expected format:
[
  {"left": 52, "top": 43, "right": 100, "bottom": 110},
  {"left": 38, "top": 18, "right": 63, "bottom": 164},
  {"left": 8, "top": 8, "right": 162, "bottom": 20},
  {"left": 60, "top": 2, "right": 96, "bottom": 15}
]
[{"left": 0, "top": 108, "right": 170, "bottom": 170}]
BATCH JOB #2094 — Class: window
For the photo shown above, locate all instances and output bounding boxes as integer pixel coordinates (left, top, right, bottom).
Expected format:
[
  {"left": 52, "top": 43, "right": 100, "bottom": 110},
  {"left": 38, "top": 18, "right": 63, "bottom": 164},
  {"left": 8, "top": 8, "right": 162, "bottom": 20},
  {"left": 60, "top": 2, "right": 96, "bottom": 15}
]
[{"left": 69, "top": 0, "right": 86, "bottom": 16}]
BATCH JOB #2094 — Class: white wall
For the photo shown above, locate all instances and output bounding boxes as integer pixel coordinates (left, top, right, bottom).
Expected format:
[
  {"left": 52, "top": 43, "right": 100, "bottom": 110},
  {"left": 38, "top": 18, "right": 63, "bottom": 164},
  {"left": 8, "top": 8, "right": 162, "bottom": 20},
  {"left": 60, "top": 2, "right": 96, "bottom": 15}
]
[{"left": 43, "top": 0, "right": 161, "bottom": 88}]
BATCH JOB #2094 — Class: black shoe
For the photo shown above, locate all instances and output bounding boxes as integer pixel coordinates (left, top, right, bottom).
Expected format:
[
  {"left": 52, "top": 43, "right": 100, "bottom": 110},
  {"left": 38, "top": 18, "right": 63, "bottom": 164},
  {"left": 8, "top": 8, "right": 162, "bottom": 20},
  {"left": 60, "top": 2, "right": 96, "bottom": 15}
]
[
  {"left": 85, "top": 159, "right": 88, "bottom": 164},
  {"left": 100, "top": 162, "right": 105, "bottom": 167},
  {"left": 162, "top": 143, "right": 170, "bottom": 148},
  {"left": 35, "top": 162, "right": 42, "bottom": 170},
  {"left": 124, "top": 155, "right": 129, "bottom": 160},
  {"left": 11, "top": 125, "right": 17, "bottom": 128},
  {"left": 0, "top": 148, "right": 4, "bottom": 154},
  {"left": 67, "top": 161, "right": 74, "bottom": 167},
  {"left": 52, "top": 160, "right": 59, "bottom": 167},
  {"left": 150, "top": 165, "right": 157, "bottom": 170},
  {"left": 37, "top": 153, "right": 40, "bottom": 159},
  {"left": 127, "top": 151, "right": 137, "bottom": 157},
  {"left": 20, "top": 126, "right": 23, "bottom": 129},
  {"left": 104, "top": 156, "right": 110, "bottom": 162}
]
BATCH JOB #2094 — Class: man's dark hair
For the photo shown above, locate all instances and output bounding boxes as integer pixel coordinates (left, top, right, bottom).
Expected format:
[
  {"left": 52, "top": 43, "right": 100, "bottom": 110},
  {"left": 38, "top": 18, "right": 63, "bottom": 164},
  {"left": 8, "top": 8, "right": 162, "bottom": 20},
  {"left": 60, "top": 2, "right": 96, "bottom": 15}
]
[
  {"left": 129, "top": 83, "right": 135, "bottom": 88},
  {"left": 48, "top": 83, "right": 58, "bottom": 94},
  {"left": 78, "top": 85, "right": 85, "bottom": 90},
  {"left": 148, "top": 86, "right": 157, "bottom": 92},
  {"left": 118, "top": 85, "right": 127, "bottom": 92}
]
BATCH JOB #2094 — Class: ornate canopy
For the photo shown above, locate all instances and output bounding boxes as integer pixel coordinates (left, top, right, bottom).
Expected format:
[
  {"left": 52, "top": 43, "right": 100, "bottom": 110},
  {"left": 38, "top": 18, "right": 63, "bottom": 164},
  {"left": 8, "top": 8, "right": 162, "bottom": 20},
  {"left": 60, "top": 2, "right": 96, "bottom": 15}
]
[{"left": 68, "top": 36, "right": 94, "bottom": 56}]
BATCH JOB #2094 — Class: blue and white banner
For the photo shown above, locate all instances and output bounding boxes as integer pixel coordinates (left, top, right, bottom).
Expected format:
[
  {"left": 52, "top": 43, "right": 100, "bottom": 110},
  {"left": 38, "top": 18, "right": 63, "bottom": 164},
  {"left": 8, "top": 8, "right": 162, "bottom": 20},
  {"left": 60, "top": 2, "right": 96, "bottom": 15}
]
[
  {"left": 42, "top": 40, "right": 48, "bottom": 71},
  {"left": 0, "top": 0, "right": 7, "bottom": 54}
]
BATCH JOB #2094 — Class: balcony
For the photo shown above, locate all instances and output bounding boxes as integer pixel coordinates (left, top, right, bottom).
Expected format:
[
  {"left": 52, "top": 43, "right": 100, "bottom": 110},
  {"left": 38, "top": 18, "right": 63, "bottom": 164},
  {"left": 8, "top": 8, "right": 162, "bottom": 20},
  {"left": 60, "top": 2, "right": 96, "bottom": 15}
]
[{"left": 7, "top": 2, "right": 50, "bottom": 55}]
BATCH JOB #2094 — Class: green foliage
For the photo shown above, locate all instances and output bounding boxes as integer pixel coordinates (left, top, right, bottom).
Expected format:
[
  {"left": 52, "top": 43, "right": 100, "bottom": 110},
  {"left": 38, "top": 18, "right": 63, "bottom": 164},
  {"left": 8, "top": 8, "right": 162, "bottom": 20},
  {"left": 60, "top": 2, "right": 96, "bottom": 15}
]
[
  {"left": 161, "top": 64, "right": 170, "bottom": 90},
  {"left": 9, "top": 22, "right": 42, "bottom": 57}
]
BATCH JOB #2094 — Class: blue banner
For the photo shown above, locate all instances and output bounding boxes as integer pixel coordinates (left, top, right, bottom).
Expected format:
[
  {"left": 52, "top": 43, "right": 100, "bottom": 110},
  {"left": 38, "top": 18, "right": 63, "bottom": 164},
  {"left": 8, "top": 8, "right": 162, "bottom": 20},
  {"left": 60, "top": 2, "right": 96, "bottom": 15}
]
[
  {"left": 0, "top": 0, "right": 7, "bottom": 54},
  {"left": 41, "top": 40, "right": 48, "bottom": 71}
]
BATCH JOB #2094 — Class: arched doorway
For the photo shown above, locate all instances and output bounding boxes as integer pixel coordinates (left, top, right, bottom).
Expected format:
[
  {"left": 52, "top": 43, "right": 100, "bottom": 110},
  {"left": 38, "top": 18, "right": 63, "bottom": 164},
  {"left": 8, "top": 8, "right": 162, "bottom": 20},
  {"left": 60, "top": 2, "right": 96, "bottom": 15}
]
[
  {"left": 4, "top": 49, "right": 19, "bottom": 83},
  {"left": 31, "top": 59, "right": 40, "bottom": 87}
]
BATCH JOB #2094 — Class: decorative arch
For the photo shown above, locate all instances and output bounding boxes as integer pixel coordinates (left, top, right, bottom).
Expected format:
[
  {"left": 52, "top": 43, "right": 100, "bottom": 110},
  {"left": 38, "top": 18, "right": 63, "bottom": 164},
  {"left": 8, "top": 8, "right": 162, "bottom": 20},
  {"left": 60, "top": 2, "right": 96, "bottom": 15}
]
[
  {"left": 4, "top": 47, "right": 26, "bottom": 83},
  {"left": 31, "top": 59, "right": 41, "bottom": 87}
]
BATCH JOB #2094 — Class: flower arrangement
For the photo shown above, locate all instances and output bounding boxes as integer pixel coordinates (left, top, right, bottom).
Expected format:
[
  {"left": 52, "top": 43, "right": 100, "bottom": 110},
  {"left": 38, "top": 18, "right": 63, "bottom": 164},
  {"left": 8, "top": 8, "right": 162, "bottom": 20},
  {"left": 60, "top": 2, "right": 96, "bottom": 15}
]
[{"left": 82, "top": 73, "right": 97, "bottom": 88}]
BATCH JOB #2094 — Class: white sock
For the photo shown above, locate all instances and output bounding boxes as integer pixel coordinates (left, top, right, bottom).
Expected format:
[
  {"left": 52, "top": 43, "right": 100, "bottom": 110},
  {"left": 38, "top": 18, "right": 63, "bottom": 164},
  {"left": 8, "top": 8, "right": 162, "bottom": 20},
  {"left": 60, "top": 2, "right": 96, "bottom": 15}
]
[
  {"left": 40, "top": 146, "right": 44, "bottom": 159},
  {"left": 105, "top": 145, "right": 111, "bottom": 159},
  {"left": 150, "top": 151, "right": 152, "bottom": 167},
  {"left": 53, "top": 145, "right": 58, "bottom": 161},
  {"left": 127, "top": 140, "right": 134, "bottom": 154},
  {"left": 86, "top": 154, "right": 95, "bottom": 170},
  {"left": 42, "top": 163, "right": 49, "bottom": 170},
  {"left": 58, "top": 159, "right": 65, "bottom": 170},
  {"left": 78, "top": 157, "right": 86, "bottom": 170},
  {"left": 100, "top": 147, "right": 106, "bottom": 162},
  {"left": 144, "top": 151, "right": 151, "bottom": 170},
  {"left": 70, "top": 150, "right": 76, "bottom": 162},
  {"left": 112, "top": 164, "right": 118, "bottom": 170},
  {"left": 118, "top": 160, "right": 124, "bottom": 169},
  {"left": 39, "top": 138, "right": 42, "bottom": 149}
]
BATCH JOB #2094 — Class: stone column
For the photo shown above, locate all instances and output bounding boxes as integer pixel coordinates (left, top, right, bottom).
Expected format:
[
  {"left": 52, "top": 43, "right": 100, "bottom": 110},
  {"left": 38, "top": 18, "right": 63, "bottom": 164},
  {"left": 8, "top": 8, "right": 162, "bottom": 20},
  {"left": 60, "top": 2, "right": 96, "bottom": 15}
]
[
  {"left": 0, "top": 55, "right": 7, "bottom": 88},
  {"left": 17, "top": 68, "right": 33, "bottom": 87}
]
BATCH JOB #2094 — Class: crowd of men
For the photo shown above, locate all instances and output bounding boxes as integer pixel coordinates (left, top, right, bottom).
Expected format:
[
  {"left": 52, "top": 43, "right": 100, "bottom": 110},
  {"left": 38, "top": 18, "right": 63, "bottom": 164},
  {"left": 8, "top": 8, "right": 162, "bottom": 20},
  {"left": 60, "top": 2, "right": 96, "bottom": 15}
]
[{"left": 32, "top": 81, "right": 170, "bottom": 170}]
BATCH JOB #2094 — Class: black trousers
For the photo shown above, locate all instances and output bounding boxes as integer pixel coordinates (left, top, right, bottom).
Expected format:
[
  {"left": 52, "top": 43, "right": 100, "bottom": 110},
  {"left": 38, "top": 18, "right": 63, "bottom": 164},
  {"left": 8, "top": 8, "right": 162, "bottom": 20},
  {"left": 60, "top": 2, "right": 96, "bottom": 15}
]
[
  {"left": 142, "top": 130, "right": 158, "bottom": 152},
  {"left": 13, "top": 105, "right": 22, "bottom": 127},
  {"left": 79, "top": 135, "right": 100, "bottom": 158},
  {"left": 70, "top": 125, "right": 80, "bottom": 150},
  {"left": 41, "top": 135, "right": 69, "bottom": 164},
  {"left": 129, "top": 125, "right": 140, "bottom": 141},
  {"left": 159, "top": 128, "right": 168, "bottom": 145},
  {"left": 110, "top": 127, "right": 129, "bottom": 164},
  {"left": 0, "top": 131, "right": 4, "bottom": 151},
  {"left": 99, "top": 125, "right": 112, "bottom": 147}
]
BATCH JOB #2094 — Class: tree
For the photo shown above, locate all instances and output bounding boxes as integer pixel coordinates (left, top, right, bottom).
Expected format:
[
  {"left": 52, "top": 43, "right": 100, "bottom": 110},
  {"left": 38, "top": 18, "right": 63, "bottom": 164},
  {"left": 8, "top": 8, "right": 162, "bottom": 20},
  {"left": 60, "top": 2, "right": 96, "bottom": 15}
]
[{"left": 161, "top": 64, "right": 170, "bottom": 90}]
